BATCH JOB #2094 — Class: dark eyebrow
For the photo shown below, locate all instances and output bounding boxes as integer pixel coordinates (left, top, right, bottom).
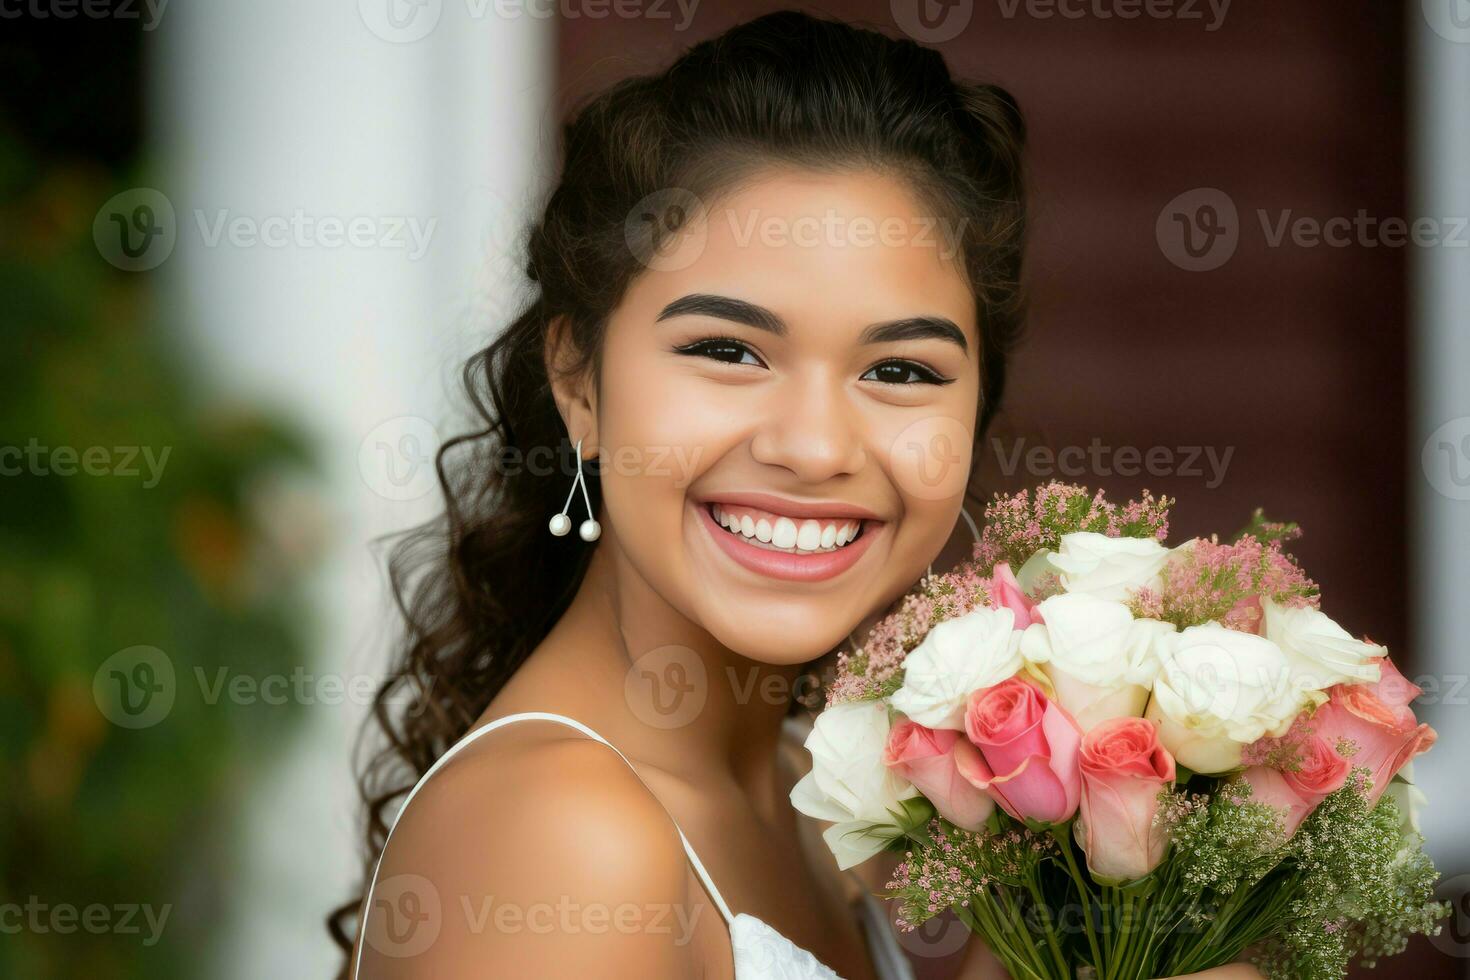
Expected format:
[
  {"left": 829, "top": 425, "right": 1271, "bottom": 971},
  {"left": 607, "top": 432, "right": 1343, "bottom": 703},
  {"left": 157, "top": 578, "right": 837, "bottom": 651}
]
[
  {"left": 655, "top": 293, "right": 785, "bottom": 335},
  {"left": 858, "top": 317, "right": 968, "bottom": 355},
  {"left": 655, "top": 292, "right": 969, "bottom": 355}
]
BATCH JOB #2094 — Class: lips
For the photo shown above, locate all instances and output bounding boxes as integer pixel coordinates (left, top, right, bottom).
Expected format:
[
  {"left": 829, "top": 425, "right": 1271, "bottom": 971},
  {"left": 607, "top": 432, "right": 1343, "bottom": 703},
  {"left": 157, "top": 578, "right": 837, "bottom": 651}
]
[{"left": 693, "top": 494, "right": 884, "bottom": 583}]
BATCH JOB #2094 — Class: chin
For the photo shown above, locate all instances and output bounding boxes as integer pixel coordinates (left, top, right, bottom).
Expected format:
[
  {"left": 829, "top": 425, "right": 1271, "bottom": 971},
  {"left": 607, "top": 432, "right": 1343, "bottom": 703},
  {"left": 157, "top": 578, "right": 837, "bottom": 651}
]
[{"left": 705, "top": 614, "right": 850, "bottom": 666}]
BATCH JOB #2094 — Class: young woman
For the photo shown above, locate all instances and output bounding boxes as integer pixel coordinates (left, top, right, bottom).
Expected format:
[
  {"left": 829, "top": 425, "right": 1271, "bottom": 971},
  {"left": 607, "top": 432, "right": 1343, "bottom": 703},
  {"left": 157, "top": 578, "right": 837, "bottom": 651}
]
[{"left": 331, "top": 11, "right": 1263, "bottom": 979}]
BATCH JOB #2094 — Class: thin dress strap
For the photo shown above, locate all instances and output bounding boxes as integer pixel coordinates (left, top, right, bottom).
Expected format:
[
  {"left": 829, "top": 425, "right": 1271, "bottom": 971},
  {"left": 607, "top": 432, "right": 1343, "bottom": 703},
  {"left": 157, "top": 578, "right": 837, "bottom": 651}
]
[{"left": 352, "top": 711, "right": 735, "bottom": 978}]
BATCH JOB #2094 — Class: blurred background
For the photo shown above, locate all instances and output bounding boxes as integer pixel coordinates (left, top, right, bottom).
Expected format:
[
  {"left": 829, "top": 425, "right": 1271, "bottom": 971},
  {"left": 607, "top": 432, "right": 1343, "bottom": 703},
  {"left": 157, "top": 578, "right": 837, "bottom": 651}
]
[{"left": 1, "top": 1, "right": 1466, "bottom": 977}]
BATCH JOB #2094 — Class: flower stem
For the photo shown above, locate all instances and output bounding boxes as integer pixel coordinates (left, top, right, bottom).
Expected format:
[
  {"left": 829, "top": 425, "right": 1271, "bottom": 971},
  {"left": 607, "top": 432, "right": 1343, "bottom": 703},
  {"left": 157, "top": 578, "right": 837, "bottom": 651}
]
[{"left": 1050, "top": 827, "right": 1105, "bottom": 975}]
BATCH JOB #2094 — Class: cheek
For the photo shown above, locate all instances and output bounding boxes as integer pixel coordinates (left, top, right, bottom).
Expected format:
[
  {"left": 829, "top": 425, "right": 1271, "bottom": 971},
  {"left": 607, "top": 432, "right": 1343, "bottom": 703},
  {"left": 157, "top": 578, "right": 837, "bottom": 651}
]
[
  {"left": 596, "top": 367, "right": 744, "bottom": 499},
  {"left": 594, "top": 365, "right": 743, "bottom": 578},
  {"left": 880, "top": 411, "right": 975, "bottom": 505},
  {"left": 872, "top": 409, "right": 974, "bottom": 565}
]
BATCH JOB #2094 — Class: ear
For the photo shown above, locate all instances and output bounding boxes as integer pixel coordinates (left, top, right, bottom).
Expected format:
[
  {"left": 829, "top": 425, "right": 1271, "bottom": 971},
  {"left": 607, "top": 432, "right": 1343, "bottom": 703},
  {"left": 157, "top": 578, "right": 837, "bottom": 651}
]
[{"left": 543, "top": 315, "right": 599, "bottom": 455}]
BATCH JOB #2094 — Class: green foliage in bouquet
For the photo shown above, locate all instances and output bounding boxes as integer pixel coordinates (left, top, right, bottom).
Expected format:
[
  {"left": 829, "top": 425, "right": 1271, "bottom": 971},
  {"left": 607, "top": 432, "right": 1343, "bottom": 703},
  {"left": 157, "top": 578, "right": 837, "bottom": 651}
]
[
  {"left": 886, "top": 774, "right": 1446, "bottom": 980},
  {"left": 0, "top": 141, "right": 321, "bottom": 979},
  {"left": 1156, "top": 772, "right": 1447, "bottom": 978}
]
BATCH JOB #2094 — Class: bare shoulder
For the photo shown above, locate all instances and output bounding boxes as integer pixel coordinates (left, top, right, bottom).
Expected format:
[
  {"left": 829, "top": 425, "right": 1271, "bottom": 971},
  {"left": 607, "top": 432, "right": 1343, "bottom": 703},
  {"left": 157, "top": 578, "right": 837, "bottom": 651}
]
[{"left": 353, "top": 723, "right": 709, "bottom": 980}]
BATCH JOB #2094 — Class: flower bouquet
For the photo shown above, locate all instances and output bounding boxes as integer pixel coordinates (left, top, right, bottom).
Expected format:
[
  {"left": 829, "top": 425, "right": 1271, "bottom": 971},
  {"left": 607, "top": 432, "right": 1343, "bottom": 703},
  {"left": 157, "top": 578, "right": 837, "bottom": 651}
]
[{"left": 791, "top": 483, "right": 1448, "bottom": 979}]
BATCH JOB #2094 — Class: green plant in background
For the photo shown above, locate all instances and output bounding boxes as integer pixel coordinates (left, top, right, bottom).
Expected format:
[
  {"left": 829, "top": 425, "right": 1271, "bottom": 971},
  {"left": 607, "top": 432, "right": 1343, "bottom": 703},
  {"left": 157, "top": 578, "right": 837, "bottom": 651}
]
[{"left": 0, "top": 131, "right": 323, "bottom": 979}]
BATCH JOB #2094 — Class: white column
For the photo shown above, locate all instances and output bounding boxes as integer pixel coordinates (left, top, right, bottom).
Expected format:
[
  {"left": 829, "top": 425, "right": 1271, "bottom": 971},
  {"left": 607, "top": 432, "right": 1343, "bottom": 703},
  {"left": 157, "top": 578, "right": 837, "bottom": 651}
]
[
  {"left": 1409, "top": 2, "right": 1470, "bottom": 874},
  {"left": 153, "top": 1, "right": 553, "bottom": 974}
]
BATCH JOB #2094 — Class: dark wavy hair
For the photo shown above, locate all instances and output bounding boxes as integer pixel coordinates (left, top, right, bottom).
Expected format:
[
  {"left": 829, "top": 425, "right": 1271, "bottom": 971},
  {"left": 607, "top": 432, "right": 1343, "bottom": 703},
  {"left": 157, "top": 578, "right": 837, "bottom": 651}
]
[{"left": 328, "top": 10, "right": 1027, "bottom": 973}]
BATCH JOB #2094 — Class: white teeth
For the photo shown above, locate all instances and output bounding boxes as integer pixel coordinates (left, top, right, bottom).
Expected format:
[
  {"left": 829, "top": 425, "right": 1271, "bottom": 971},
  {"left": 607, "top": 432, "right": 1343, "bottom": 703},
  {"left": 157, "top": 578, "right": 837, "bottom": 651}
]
[
  {"left": 772, "top": 517, "right": 798, "bottom": 549},
  {"left": 796, "top": 520, "right": 821, "bottom": 550},
  {"left": 709, "top": 503, "right": 865, "bottom": 555}
]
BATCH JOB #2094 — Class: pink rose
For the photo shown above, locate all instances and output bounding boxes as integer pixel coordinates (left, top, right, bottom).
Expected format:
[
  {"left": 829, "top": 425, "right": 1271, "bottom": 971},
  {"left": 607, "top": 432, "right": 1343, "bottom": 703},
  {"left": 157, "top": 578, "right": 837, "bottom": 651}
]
[
  {"left": 1310, "top": 657, "right": 1436, "bottom": 806},
  {"left": 882, "top": 719, "right": 996, "bottom": 832},
  {"left": 953, "top": 677, "right": 1082, "bottom": 825},
  {"left": 1075, "top": 717, "right": 1175, "bottom": 881},
  {"left": 1239, "top": 733, "right": 1350, "bottom": 837},
  {"left": 989, "top": 562, "right": 1037, "bottom": 628}
]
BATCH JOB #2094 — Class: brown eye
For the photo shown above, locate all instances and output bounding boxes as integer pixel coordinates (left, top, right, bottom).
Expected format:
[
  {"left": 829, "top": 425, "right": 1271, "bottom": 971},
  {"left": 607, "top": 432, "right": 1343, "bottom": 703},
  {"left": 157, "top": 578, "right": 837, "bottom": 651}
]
[
  {"left": 861, "top": 359, "right": 950, "bottom": 385},
  {"left": 674, "top": 338, "right": 765, "bottom": 367}
]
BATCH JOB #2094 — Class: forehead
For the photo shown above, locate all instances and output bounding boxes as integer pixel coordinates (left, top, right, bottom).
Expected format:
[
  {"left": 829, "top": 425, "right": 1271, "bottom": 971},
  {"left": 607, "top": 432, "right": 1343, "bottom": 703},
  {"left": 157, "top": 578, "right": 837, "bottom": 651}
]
[{"left": 623, "top": 168, "right": 977, "bottom": 347}]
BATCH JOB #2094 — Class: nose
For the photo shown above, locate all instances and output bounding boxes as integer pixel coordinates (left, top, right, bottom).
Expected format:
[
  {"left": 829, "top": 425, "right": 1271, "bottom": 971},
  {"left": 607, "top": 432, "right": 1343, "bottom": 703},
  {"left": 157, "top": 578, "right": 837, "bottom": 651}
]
[{"left": 748, "top": 372, "right": 868, "bottom": 483}]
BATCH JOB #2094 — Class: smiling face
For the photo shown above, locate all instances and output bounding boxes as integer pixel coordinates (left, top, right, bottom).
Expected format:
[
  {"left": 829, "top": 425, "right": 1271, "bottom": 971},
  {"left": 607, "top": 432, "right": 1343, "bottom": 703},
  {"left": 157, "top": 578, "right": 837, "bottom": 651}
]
[{"left": 568, "top": 167, "right": 982, "bottom": 663}]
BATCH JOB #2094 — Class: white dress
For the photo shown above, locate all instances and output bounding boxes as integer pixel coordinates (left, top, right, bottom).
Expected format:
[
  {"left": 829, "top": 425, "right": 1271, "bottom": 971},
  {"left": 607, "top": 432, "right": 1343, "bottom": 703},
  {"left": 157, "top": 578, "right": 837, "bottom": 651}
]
[{"left": 353, "top": 710, "right": 916, "bottom": 980}]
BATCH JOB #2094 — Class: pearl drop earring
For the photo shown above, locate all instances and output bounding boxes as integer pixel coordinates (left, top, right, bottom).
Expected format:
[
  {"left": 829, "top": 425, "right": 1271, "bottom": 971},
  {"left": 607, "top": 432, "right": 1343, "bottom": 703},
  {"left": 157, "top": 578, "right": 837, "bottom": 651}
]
[{"left": 548, "top": 437, "right": 601, "bottom": 542}]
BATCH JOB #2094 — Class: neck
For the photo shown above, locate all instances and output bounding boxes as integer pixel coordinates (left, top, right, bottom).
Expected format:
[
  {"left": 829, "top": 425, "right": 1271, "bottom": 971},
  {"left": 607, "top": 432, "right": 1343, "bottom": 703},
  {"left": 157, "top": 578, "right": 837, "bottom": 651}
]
[{"left": 545, "top": 536, "right": 824, "bottom": 811}]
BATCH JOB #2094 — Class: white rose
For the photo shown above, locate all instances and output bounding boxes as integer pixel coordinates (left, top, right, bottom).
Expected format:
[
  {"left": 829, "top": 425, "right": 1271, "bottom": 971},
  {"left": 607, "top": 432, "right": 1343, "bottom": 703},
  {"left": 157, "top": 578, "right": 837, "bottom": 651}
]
[
  {"left": 1047, "top": 531, "right": 1171, "bottom": 602},
  {"left": 1383, "top": 761, "right": 1428, "bottom": 867},
  {"left": 1144, "top": 622, "right": 1314, "bottom": 773},
  {"left": 1262, "top": 597, "right": 1384, "bottom": 692},
  {"left": 1019, "top": 593, "right": 1176, "bottom": 731},
  {"left": 789, "top": 700, "right": 921, "bottom": 869},
  {"left": 890, "top": 607, "right": 1023, "bottom": 730}
]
